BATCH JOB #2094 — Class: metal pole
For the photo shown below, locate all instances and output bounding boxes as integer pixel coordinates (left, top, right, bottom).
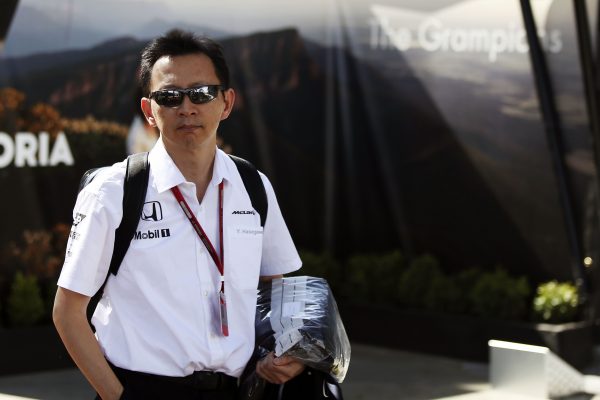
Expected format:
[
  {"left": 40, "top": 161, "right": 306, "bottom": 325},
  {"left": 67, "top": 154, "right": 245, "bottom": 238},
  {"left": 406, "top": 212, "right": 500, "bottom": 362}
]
[
  {"left": 324, "top": 0, "right": 338, "bottom": 253},
  {"left": 573, "top": 0, "right": 600, "bottom": 189},
  {"left": 574, "top": 0, "right": 600, "bottom": 320},
  {"left": 519, "top": 0, "right": 589, "bottom": 298}
]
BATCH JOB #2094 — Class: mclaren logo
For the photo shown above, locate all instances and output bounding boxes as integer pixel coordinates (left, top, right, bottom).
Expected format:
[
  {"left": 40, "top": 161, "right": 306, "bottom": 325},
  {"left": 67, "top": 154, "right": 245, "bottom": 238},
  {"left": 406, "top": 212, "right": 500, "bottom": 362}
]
[
  {"left": 232, "top": 210, "right": 255, "bottom": 215},
  {"left": 134, "top": 229, "right": 171, "bottom": 240}
]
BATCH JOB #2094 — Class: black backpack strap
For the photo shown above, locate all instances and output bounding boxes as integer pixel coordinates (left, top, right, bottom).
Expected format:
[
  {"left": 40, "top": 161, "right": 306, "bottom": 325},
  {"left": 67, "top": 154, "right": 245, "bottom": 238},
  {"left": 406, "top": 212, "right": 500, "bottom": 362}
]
[
  {"left": 229, "top": 155, "right": 268, "bottom": 227},
  {"left": 78, "top": 167, "right": 104, "bottom": 192},
  {"left": 87, "top": 152, "right": 149, "bottom": 327},
  {"left": 79, "top": 153, "right": 149, "bottom": 290},
  {"left": 109, "top": 152, "right": 150, "bottom": 276},
  {"left": 94, "top": 152, "right": 149, "bottom": 295}
]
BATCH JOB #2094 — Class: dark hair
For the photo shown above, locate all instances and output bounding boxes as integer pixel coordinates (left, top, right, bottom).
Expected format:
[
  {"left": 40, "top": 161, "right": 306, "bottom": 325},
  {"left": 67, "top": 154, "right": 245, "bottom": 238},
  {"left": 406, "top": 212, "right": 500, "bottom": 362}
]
[{"left": 139, "top": 29, "right": 230, "bottom": 95}]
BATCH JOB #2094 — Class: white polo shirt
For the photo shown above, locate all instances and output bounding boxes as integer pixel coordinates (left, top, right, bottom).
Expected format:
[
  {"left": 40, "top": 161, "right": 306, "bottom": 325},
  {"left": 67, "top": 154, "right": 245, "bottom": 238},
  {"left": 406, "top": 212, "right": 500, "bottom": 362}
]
[{"left": 58, "top": 138, "right": 302, "bottom": 378}]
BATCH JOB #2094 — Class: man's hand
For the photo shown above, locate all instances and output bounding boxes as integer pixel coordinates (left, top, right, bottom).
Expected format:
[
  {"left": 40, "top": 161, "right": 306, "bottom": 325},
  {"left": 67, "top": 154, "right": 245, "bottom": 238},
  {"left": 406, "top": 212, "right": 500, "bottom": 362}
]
[{"left": 256, "top": 352, "right": 306, "bottom": 384}]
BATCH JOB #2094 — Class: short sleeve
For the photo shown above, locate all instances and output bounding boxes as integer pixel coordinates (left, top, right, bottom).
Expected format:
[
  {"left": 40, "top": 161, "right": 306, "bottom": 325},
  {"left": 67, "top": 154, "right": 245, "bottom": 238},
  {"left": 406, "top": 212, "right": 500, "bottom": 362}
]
[
  {"left": 259, "top": 172, "right": 302, "bottom": 276},
  {"left": 57, "top": 168, "right": 124, "bottom": 296}
]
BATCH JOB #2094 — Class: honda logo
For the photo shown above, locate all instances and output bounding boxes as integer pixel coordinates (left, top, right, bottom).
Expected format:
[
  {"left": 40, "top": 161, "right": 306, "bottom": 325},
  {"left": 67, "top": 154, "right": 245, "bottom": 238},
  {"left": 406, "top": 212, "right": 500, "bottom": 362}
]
[{"left": 142, "top": 201, "right": 163, "bottom": 221}]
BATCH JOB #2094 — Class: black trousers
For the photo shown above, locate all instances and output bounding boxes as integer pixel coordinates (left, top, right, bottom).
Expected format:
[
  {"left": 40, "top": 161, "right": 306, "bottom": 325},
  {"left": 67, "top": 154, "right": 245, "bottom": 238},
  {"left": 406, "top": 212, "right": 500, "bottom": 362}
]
[{"left": 95, "top": 363, "right": 238, "bottom": 400}]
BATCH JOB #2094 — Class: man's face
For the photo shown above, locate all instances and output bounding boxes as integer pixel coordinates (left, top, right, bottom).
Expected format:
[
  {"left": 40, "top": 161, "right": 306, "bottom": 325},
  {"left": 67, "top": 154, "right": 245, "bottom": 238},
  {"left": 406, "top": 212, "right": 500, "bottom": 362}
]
[{"left": 141, "top": 53, "right": 235, "bottom": 152}]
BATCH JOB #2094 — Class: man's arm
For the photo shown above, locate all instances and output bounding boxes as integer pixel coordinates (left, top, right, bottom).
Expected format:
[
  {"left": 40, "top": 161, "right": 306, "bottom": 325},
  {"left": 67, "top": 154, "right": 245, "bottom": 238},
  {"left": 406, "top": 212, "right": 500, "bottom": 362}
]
[
  {"left": 53, "top": 287, "right": 123, "bottom": 400},
  {"left": 255, "top": 274, "right": 306, "bottom": 384}
]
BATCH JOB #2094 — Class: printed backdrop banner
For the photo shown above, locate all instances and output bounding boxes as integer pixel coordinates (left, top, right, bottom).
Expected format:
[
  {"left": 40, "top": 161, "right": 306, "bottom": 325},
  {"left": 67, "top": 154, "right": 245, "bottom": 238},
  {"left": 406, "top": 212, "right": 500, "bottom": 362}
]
[{"left": 0, "top": 0, "right": 596, "bottom": 283}]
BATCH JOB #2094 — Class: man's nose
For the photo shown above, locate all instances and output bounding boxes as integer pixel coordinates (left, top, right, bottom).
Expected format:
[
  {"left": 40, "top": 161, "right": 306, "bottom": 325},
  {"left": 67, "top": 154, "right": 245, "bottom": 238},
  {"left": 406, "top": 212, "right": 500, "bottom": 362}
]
[{"left": 177, "top": 95, "right": 197, "bottom": 115}]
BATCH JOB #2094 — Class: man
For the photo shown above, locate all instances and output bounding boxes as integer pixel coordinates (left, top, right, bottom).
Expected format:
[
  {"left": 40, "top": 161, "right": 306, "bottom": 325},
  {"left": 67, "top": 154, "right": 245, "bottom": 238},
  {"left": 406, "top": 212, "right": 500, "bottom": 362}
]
[{"left": 53, "top": 30, "right": 304, "bottom": 400}]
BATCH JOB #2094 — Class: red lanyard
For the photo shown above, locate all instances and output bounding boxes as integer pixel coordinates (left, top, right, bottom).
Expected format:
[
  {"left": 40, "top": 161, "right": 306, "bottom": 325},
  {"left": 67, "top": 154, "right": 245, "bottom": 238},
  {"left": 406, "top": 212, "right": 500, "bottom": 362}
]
[
  {"left": 171, "top": 182, "right": 229, "bottom": 336},
  {"left": 171, "top": 183, "right": 224, "bottom": 278}
]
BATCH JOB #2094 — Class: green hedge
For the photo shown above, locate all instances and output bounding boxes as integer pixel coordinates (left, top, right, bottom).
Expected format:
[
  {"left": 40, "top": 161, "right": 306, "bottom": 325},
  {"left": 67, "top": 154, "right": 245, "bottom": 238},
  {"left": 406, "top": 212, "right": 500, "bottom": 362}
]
[
  {"left": 293, "top": 250, "right": 585, "bottom": 323},
  {"left": 7, "top": 271, "right": 45, "bottom": 327},
  {"left": 0, "top": 239, "right": 582, "bottom": 327},
  {"left": 345, "top": 251, "right": 404, "bottom": 303},
  {"left": 468, "top": 268, "right": 531, "bottom": 320}
]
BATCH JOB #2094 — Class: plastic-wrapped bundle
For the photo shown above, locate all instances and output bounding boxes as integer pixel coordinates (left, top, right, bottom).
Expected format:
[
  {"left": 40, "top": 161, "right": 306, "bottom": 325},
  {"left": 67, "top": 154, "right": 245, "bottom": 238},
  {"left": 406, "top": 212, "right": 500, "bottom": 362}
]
[{"left": 256, "top": 275, "right": 351, "bottom": 383}]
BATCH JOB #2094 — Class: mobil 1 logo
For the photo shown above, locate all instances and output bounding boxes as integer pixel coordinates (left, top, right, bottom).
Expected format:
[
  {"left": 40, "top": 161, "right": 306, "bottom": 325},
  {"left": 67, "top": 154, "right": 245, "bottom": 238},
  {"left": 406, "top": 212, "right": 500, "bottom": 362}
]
[{"left": 134, "top": 228, "right": 171, "bottom": 240}]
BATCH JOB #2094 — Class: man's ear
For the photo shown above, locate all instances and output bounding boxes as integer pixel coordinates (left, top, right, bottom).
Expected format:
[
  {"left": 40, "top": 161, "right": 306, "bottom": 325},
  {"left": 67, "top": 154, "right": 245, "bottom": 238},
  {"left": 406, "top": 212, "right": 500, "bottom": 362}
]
[
  {"left": 141, "top": 98, "right": 157, "bottom": 127},
  {"left": 220, "top": 88, "right": 236, "bottom": 121}
]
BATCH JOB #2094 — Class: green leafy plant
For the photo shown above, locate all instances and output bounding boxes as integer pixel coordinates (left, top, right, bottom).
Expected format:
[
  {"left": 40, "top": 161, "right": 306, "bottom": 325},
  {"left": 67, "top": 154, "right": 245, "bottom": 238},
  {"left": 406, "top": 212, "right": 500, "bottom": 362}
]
[
  {"left": 345, "top": 250, "right": 404, "bottom": 303},
  {"left": 0, "top": 224, "right": 70, "bottom": 325},
  {"left": 532, "top": 281, "right": 579, "bottom": 323},
  {"left": 424, "top": 273, "right": 461, "bottom": 313},
  {"left": 397, "top": 253, "right": 443, "bottom": 308},
  {"left": 468, "top": 267, "right": 530, "bottom": 321},
  {"left": 7, "top": 271, "right": 45, "bottom": 327},
  {"left": 452, "top": 268, "right": 484, "bottom": 314}
]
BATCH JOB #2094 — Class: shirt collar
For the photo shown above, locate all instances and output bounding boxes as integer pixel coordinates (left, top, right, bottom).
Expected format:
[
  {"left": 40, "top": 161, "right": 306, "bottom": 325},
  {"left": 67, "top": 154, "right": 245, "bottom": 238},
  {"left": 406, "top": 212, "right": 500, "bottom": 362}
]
[
  {"left": 148, "top": 137, "right": 234, "bottom": 193},
  {"left": 210, "top": 147, "right": 232, "bottom": 187}
]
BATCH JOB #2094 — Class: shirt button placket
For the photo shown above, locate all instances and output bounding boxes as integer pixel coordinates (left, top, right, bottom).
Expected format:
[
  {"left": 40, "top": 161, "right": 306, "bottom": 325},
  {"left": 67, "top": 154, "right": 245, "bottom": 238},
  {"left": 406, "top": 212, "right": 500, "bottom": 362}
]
[{"left": 189, "top": 198, "right": 209, "bottom": 340}]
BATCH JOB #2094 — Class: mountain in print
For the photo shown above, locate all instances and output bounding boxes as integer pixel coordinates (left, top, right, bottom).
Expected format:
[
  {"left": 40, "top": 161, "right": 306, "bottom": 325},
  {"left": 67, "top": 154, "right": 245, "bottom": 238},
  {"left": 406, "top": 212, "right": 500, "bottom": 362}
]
[{"left": 0, "top": 27, "right": 569, "bottom": 281}]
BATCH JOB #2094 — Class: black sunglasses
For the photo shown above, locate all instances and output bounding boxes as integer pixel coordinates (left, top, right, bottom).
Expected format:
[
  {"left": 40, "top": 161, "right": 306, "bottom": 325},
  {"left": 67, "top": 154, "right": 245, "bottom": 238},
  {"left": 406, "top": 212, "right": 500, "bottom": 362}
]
[{"left": 149, "top": 85, "right": 225, "bottom": 107}]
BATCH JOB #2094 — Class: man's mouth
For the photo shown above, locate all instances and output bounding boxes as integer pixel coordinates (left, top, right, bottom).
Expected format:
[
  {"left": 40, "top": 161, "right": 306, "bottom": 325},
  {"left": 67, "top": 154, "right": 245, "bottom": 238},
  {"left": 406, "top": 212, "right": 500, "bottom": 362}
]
[{"left": 177, "top": 124, "right": 201, "bottom": 131}]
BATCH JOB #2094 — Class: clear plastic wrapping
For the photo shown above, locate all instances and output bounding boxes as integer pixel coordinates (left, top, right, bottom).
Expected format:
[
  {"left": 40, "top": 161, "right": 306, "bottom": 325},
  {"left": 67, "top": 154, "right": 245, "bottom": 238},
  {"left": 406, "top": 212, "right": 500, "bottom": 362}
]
[{"left": 255, "top": 275, "right": 351, "bottom": 383}]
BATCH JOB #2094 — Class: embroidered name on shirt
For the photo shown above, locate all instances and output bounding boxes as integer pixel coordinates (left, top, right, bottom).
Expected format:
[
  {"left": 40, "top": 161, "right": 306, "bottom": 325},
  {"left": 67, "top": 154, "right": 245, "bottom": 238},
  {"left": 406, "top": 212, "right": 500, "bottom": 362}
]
[
  {"left": 235, "top": 227, "right": 263, "bottom": 236},
  {"left": 134, "top": 229, "right": 171, "bottom": 240},
  {"left": 232, "top": 210, "right": 255, "bottom": 215}
]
